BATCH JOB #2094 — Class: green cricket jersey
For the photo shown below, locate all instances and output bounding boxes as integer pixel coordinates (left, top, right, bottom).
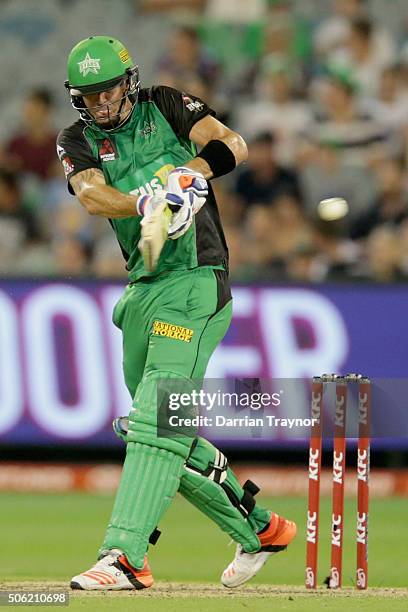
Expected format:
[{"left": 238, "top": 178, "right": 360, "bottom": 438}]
[{"left": 57, "top": 86, "right": 228, "bottom": 280}]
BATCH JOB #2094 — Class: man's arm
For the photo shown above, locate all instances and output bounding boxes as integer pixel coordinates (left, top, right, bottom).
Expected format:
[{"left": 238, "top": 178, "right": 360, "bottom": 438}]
[
  {"left": 70, "top": 168, "right": 138, "bottom": 218},
  {"left": 186, "top": 115, "right": 248, "bottom": 179},
  {"left": 148, "top": 86, "right": 247, "bottom": 181}
]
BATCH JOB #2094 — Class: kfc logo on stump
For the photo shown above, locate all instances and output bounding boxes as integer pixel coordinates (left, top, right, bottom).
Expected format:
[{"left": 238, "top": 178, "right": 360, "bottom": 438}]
[{"left": 306, "top": 510, "right": 318, "bottom": 544}]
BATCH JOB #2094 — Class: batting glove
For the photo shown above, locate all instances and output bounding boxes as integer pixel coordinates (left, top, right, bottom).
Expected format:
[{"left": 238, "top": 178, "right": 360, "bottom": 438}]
[
  {"left": 166, "top": 167, "right": 208, "bottom": 214},
  {"left": 136, "top": 191, "right": 183, "bottom": 218},
  {"left": 136, "top": 191, "right": 194, "bottom": 240}
]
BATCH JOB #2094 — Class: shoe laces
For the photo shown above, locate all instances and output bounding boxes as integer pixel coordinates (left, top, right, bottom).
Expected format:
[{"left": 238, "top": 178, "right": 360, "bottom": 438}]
[{"left": 95, "top": 550, "right": 123, "bottom": 569}]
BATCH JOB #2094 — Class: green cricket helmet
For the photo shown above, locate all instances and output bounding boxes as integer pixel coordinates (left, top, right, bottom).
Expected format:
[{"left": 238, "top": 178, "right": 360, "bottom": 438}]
[{"left": 65, "top": 36, "right": 140, "bottom": 130}]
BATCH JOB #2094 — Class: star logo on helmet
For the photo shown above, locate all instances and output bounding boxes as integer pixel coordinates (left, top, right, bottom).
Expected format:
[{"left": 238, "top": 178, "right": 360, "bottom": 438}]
[{"left": 78, "top": 52, "right": 101, "bottom": 77}]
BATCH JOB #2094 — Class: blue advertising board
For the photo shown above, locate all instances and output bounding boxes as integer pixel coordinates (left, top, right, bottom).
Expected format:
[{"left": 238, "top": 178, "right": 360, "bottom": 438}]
[{"left": 0, "top": 281, "right": 407, "bottom": 447}]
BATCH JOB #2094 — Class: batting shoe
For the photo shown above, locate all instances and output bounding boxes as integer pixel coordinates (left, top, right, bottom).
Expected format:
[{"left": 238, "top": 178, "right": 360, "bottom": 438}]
[
  {"left": 70, "top": 549, "right": 153, "bottom": 590},
  {"left": 221, "top": 513, "right": 297, "bottom": 588}
]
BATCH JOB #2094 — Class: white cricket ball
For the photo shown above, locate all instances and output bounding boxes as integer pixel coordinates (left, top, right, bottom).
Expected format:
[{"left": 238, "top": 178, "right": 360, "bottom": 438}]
[{"left": 317, "top": 197, "right": 349, "bottom": 221}]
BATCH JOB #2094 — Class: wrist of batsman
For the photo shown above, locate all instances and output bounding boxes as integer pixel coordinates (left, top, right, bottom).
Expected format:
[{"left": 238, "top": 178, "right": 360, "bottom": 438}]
[{"left": 136, "top": 192, "right": 184, "bottom": 216}]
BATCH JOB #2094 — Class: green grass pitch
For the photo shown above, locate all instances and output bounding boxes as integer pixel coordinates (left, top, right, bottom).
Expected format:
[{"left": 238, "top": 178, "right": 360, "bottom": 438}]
[{"left": 0, "top": 492, "right": 407, "bottom": 610}]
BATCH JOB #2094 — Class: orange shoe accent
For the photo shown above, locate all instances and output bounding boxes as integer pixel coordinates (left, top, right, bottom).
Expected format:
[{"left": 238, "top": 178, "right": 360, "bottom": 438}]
[
  {"left": 179, "top": 175, "right": 194, "bottom": 189},
  {"left": 258, "top": 513, "right": 297, "bottom": 549},
  {"left": 82, "top": 572, "right": 110, "bottom": 585},
  {"left": 118, "top": 554, "right": 154, "bottom": 589},
  {"left": 83, "top": 571, "right": 115, "bottom": 584}
]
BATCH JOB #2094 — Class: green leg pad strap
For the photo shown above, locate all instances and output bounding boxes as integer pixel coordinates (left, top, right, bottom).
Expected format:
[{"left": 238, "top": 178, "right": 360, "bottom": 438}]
[
  {"left": 222, "top": 466, "right": 272, "bottom": 534},
  {"left": 100, "top": 441, "right": 184, "bottom": 568},
  {"left": 179, "top": 437, "right": 270, "bottom": 553}
]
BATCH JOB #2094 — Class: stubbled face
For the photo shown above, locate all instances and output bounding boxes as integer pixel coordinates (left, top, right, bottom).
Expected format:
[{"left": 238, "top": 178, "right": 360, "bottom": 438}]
[{"left": 82, "top": 81, "right": 130, "bottom": 126}]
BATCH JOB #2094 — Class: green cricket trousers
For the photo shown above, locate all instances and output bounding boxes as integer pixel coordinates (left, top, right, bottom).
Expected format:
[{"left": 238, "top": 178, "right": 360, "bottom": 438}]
[{"left": 101, "top": 266, "right": 270, "bottom": 568}]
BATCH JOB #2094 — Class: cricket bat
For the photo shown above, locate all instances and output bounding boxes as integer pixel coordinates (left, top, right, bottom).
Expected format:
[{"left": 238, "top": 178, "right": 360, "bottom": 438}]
[{"left": 138, "top": 202, "right": 173, "bottom": 272}]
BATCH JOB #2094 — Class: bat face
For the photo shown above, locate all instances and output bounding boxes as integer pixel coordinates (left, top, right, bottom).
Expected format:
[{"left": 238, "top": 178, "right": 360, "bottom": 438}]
[{"left": 138, "top": 202, "right": 172, "bottom": 272}]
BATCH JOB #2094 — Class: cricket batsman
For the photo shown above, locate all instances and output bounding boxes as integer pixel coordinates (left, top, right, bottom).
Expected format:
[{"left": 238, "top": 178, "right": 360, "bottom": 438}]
[{"left": 57, "top": 36, "right": 296, "bottom": 591}]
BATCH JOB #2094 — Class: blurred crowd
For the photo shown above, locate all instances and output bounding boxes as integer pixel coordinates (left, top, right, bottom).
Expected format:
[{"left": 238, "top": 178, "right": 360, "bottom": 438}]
[{"left": 2, "top": 0, "right": 408, "bottom": 282}]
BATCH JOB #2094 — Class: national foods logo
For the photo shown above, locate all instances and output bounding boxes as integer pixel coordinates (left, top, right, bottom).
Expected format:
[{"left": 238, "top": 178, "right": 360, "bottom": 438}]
[{"left": 152, "top": 321, "right": 193, "bottom": 343}]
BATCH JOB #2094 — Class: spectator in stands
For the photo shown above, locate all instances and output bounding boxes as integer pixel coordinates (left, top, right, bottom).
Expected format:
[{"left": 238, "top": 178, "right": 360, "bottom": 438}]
[
  {"left": 263, "top": 4, "right": 294, "bottom": 60},
  {"left": 156, "top": 26, "right": 220, "bottom": 93},
  {"left": 51, "top": 201, "right": 100, "bottom": 250},
  {"left": 314, "top": 0, "right": 395, "bottom": 75},
  {"left": 310, "top": 219, "right": 361, "bottom": 281},
  {"left": 304, "top": 67, "right": 390, "bottom": 167},
  {"left": 234, "top": 132, "right": 301, "bottom": 210},
  {"left": 364, "top": 66, "right": 408, "bottom": 130},
  {"left": 268, "top": 194, "right": 312, "bottom": 262},
  {"left": 314, "top": 0, "right": 367, "bottom": 56},
  {"left": 286, "top": 243, "right": 322, "bottom": 283},
  {"left": 0, "top": 168, "right": 41, "bottom": 274},
  {"left": 362, "top": 225, "right": 404, "bottom": 282},
  {"left": 235, "top": 56, "right": 311, "bottom": 164},
  {"left": 92, "top": 234, "right": 129, "bottom": 279},
  {"left": 351, "top": 158, "right": 408, "bottom": 239},
  {"left": 233, "top": 1, "right": 312, "bottom": 98},
  {"left": 212, "top": 181, "right": 244, "bottom": 227},
  {"left": 242, "top": 204, "right": 285, "bottom": 278},
  {"left": 263, "top": 1, "right": 311, "bottom": 67},
  {"left": 52, "top": 235, "right": 92, "bottom": 278},
  {"left": 230, "top": 194, "right": 311, "bottom": 280},
  {"left": 5, "top": 88, "right": 57, "bottom": 181},
  {"left": 157, "top": 71, "right": 230, "bottom": 125},
  {"left": 330, "top": 17, "right": 396, "bottom": 95}
]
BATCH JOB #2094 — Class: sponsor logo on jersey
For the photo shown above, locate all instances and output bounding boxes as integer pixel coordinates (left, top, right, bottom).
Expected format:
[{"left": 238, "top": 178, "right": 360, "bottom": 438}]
[
  {"left": 62, "top": 156, "right": 74, "bottom": 177},
  {"left": 182, "top": 94, "right": 204, "bottom": 112},
  {"left": 154, "top": 164, "right": 174, "bottom": 185},
  {"left": 152, "top": 321, "right": 194, "bottom": 343},
  {"left": 140, "top": 121, "right": 158, "bottom": 138},
  {"left": 78, "top": 52, "right": 101, "bottom": 77},
  {"left": 129, "top": 164, "right": 176, "bottom": 197},
  {"left": 98, "top": 138, "right": 117, "bottom": 162}
]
